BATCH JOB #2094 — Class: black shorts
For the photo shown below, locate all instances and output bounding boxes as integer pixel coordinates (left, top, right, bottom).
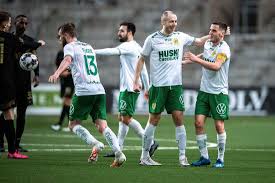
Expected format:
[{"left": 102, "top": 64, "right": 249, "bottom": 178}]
[
  {"left": 0, "top": 82, "right": 16, "bottom": 111},
  {"left": 61, "top": 85, "right": 74, "bottom": 98},
  {"left": 16, "top": 87, "right": 33, "bottom": 107}
]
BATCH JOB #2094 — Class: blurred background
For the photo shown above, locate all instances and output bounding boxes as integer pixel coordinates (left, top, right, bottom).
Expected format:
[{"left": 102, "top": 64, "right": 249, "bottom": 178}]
[{"left": 1, "top": 0, "right": 275, "bottom": 115}]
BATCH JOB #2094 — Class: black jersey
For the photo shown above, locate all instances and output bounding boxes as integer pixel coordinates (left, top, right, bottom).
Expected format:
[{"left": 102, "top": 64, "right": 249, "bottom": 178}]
[
  {"left": 0, "top": 31, "right": 18, "bottom": 110},
  {"left": 15, "top": 34, "right": 40, "bottom": 90},
  {"left": 55, "top": 50, "right": 74, "bottom": 97}
]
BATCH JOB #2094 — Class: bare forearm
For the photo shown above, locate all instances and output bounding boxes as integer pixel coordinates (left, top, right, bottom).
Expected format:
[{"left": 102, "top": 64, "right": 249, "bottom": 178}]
[
  {"left": 134, "top": 56, "right": 145, "bottom": 84},
  {"left": 194, "top": 35, "right": 210, "bottom": 47}
]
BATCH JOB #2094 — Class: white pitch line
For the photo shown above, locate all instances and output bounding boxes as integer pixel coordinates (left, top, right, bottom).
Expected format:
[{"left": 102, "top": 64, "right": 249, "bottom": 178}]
[{"left": 22, "top": 133, "right": 217, "bottom": 148}]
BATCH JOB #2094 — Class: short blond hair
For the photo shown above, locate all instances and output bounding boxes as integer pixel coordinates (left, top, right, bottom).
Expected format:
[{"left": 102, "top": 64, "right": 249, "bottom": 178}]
[{"left": 161, "top": 10, "right": 175, "bottom": 23}]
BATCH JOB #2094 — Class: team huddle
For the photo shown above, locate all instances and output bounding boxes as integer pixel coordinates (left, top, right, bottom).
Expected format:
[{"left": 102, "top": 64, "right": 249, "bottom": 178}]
[{"left": 1, "top": 10, "right": 230, "bottom": 168}]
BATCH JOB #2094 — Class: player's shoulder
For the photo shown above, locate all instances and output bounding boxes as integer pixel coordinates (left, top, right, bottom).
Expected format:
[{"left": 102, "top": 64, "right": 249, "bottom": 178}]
[
  {"left": 0, "top": 31, "right": 15, "bottom": 40},
  {"left": 219, "top": 41, "right": 230, "bottom": 51},
  {"left": 148, "top": 31, "right": 159, "bottom": 39}
]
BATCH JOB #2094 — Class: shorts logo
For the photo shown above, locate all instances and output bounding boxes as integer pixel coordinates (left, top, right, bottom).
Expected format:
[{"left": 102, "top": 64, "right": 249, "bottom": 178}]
[
  {"left": 179, "top": 95, "right": 184, "bottom": 105},
  {"left": 120, "top": 100, "right": 127, "bottom": 110},
  {"left": 216, "top": 103, "right": 226, "bottom": 115},
  {"left": 152, "top": 102, "right": 156, "bottom": 110},
  {"left": 70, "top": 104, "right": 74, "bottom": 115}
]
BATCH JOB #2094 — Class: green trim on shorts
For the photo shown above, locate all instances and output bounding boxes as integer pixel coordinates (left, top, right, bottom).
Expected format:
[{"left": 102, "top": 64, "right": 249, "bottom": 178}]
[
  {"left": 118, "top": 90, "right": 139, "bottom": 116},
  {"left": 149, "top": 85, "right": 184, "bottom": 114},
  {"left": 69, "top": 94, "right": 107, "bottom": 122},
  {"left": 195, "top": 90, "right": 229, "bottom": 120}
]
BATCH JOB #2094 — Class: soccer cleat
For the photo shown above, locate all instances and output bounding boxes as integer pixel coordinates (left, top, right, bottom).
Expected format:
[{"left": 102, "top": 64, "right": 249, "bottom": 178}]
[
  {"left": 61, "top": 127, "right": 70, "bottom": 132},
  {"left": 103, "top": 151, "right": 115, "bottom": 158},
  {"left": 17, "top": 146, "right": 28, "bottom": 152},
  {"left": 7, "top": 151, "right": 29, "bottom": 159},
  {"left": 110, "top": 151, "right": 126, "bottom": 168},
  {"left": 191, "top": 156, "right": 211, "bottom": 167},
  {"left": 88, "top": 142, "right": 104, "bottom": 163},
  {"left": 139, "top": 157, "right": 162, "bottom": 166},
  {"left": 51, "top": 124, "right": 61, "bottom": 131},
  {"left": 212, "top": 159, "right": 224, "bottom": 168},
  {"left": 149, "top": 140, "right": 159, "bottom": 157},
  {"left": 179, "top": 156, "right": 190, "bottom": 167}
]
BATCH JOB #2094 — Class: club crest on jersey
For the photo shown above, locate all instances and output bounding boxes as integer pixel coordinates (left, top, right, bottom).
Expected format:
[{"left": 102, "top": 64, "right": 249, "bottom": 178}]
[
  {"left": 172, "top": 38, "right": 180, "bottom": 46},
  {"left": 216, "top": 103, "right": 226, "bottom": 115},
  {"left": 152, "top": 102, "right": 157, "bottom": 110},
  {"left": 119, "top": 100, "right": 127, "bottom": 110}
]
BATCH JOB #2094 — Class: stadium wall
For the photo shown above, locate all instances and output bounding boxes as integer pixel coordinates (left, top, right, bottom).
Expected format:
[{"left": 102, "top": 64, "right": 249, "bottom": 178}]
[{"left": 27, "top": 84, "right": 274, "bottom": 116}]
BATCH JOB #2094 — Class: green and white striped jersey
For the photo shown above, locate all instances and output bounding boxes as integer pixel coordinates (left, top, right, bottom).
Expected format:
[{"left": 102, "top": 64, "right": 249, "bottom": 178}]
[
  {"left": 142, "top": 31, "right": 194, "bottom": 87},
  {"left": 200, "top": 40, "right": 231, "bottom": 94},
  {"left": 64, "top": 41, "right": 105, "bottom": 96}
]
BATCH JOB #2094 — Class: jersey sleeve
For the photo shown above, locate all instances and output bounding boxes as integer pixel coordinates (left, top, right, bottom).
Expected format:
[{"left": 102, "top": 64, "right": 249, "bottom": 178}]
[
  {"left": 95, "top": 47, "right": 120, "bottom": 55},
  {"left": 181, "top": 32, "right": 195, "bottom": 46},
  {"left": 64, "top": 44, "right": 74, "bottom": 59},
  {"left": 217, "top": 44, "right": 230, "bottom": 63},
  {"left": 141, "top": 36, "right": 152, "bottom": 57}
]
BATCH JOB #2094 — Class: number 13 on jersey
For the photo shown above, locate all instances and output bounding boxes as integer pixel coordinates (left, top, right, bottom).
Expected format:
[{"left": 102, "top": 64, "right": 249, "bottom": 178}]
[{"left": 84, "top": 55, "right": 98, "bottom": 76}]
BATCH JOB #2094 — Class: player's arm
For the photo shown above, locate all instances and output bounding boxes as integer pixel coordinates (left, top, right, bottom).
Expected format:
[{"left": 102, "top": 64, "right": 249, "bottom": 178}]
[
  {"left": 193, "top": 35, "right": 210, "bottom": 47},
  {"left": 184, "top": 51, "right": 226, "bottom": 71},
  {"left": 182, "top": 53, "right": 202, "bottom": 65},
  {"left": 49, "top": 55, "right": 72, "bottom": 83},
  {"left": 140, "top": 62, "right": 149, "bottom": 91},
  {"left": 95, "top": 48, "right": 120, "bottom": 56},
  {"left": 133, "top": 55, "right": 145, "bottom": 92}
]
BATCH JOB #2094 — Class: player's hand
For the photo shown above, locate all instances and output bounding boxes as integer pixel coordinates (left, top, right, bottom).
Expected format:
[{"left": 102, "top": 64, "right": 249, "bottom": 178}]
[
  {"left": 225, "top": 26, "right": 231, "bottom": 36},
  {"left": 144, "top": 90, "right": 149, "bottom": 101},
  {"left": 33, "top": 75, "right": 39, "bottom": 87},
  {"left": 184, "top": 52, "right": 197, "bottom": 62},
  {"left": 182, "top": 59, "right": 193, "bottom": 65},
  {"left": 48, "top": 74, "right": 59, "bottom": 83},
  {"left": 133, "top": 83, "right": 142, "bottom": 92},
  {"left": 38, "top": 40, "right": 46, "bottom": 46}
]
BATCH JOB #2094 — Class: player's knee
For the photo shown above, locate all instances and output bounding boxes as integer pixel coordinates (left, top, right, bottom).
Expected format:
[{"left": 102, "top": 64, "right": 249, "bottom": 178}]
[
  {"left": 69, "top": 120, "right": 80, "bottom": 130},
  {"left": 95, "top": 120, "right": 107, "bottom": 133},
  {"left": 121, "top": 115, "right": 131, "bottom": 125},
  {"left": 194, "top": 120, "right": 204, "bottom": 129}
]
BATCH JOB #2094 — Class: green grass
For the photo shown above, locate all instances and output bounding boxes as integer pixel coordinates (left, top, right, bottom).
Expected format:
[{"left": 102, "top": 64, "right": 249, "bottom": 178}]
[{"left": 0, "top": 115, "right": 275, "bottom": 183}]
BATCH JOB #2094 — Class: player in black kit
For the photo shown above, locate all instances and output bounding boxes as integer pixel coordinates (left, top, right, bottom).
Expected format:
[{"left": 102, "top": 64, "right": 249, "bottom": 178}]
[
  {"left": 0, "top": 11, "right": 28, "bottom": 159},
  {"left": 0, "top": 14, "right": 45, "bottom": 153}
]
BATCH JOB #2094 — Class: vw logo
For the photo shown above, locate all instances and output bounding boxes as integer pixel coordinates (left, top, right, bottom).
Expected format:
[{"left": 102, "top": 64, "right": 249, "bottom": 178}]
[
  {"left": 216, "top": 103, "right": 226, "bottom": 115},
  {"left": 69, "top": 104, "right": 74, "bottom": 114},
  {"left": 179, "top": 95, "right": 184, "bottom": 105},
  {"left": 120, "top": 100, "right": 127, "bottom": 110}
]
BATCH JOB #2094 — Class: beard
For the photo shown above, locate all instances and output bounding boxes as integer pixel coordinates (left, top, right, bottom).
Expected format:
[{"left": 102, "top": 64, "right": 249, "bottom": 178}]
[{"left": 118, "top": 36, "right": 127, "bottom": 42}]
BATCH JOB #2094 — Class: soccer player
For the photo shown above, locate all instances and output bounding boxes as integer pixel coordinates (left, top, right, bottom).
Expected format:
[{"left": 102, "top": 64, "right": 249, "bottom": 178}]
[
  {"left": 13, "top": 14, "right": 45, "bottom": 152},
  {"left": 133, "top": 10, "right": 210, "bottom": 166},
  {"left": 50, "top": 49, "right": 74, "bottom": 132},
  {"left": 48, "top": 23, "right": 126, "bottom": 167},
  {"left": 0, "top": 11, "right": 28, "bottom": 159},
  {"left": 95, "top": 22, "right": 158, "bottom": 158},
  {"left": 183, "top": 22, "right": 230, "bottom": 168}
]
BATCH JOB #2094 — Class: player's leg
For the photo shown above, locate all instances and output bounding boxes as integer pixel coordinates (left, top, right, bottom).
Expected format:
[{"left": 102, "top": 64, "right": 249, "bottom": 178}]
[
  {"left": 69, "top": 95, "right": 104, "bottom": 162},
  {"left": 1, "top": 107, "right": 28, "bottom": 159},
  {"left": 210, "top": 92, "right": 229, "bottom": 168},
  {"left": 139, "top": 113, "right": 161, "bottom": 166},
  {"left": 61, "top": 96, "right": 71, "bottom": 132},
  {"left": 92, "top": 94, "right": 126, "bottom": 167},
  {"left": 192, "top": 91, "right": 211, "bottom": 166},
  {"left": 167, "top": 85, "right": 189, "bottom": 166},
  {"left": 213, "top": 120, "right": 226, "bottom": 168},
  {"left": 15, "top": 103, "right": 28, "bottom": 152},
  {"left": 0, "top": 117, "right": 5, "bottom": 152}
]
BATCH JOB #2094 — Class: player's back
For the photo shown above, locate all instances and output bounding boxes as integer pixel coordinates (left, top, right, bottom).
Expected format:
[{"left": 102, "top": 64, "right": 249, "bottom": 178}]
[{"left": 64, "top": 41, "right": 105, "bottom": 96}]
